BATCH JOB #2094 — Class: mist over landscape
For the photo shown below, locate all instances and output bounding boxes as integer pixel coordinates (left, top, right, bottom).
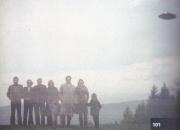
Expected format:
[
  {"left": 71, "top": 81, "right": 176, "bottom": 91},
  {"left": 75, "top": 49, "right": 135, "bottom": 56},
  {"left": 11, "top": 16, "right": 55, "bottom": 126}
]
[{"left": 0, "top": 1, "right": 179, "bottom": 130}]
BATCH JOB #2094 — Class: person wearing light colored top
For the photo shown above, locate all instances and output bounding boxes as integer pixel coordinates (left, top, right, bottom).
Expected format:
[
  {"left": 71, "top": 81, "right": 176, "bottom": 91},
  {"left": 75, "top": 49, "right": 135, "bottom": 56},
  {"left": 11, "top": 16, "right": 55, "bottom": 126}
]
[{"left": 59, "top": 76, "right": 76, "bottom": 127}]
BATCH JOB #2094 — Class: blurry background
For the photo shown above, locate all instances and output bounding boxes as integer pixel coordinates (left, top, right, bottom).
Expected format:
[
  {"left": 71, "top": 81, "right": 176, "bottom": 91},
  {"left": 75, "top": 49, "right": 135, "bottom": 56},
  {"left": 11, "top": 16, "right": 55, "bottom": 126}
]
[{"left": 0, "top": 0, "right": 179, "bottom": 106}]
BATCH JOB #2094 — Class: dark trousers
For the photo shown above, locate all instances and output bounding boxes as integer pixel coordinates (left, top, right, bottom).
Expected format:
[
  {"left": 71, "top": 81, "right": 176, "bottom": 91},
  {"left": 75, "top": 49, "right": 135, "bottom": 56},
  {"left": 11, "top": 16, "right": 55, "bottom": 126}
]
[
  {"left": 79, "top": 114, "right": 87, "bottom": 127},
  {"left": 10, "top": 101, "right": 22, "bottom": 125},
  {"left": 60, "top": 115, "right": 71, "bottom": 126},
  {"left": 34, "top": 102, "right": 45, "bottom": 125},
  {"left": 46, "top": 104, "right": 52, "bottom": 126},
  {"left": 93, "top": 115, "right": 99, "bottom": 129},
  {"left": 23, "top": 101, "right": 34, "bottom": 125}
]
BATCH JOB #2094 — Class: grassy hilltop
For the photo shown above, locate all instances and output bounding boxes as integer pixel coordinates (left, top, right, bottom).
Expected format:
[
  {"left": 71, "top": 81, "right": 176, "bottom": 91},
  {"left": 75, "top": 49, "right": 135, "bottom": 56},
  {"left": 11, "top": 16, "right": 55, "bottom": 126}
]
[{"left": 0, "top": 124, "right": 150, "bottom": 130}]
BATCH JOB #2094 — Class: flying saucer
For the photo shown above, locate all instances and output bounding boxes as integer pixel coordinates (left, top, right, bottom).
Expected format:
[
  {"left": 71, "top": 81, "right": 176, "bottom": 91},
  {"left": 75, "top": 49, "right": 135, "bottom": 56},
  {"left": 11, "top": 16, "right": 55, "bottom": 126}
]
[{"left": 158, "top": 12, "right": 177, "bottom": 20}]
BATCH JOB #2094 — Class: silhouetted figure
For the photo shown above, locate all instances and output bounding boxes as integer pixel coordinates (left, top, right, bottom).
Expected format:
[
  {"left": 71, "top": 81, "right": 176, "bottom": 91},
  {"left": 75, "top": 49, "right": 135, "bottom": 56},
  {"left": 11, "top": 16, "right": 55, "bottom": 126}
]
[
  {"left": 23, "top": 80, "right": 34, "bottom": 125},
  {"left": 59, "top": 76, "right": 75, "bottom": 127},
  {"left": 32, "top": 78, "right": 47, "bottom": 125},
  {"left": 75, "top": 79, "right": 89, "bottom": 128},
  {"left": 7, "top": 77, "right": 23, "bottom": 125},
  {"left": 46, "top": 80, "right": 59, "bottom": 126},
  {"left": 88, "top": 93, "right": 102, "bottom": 129}
]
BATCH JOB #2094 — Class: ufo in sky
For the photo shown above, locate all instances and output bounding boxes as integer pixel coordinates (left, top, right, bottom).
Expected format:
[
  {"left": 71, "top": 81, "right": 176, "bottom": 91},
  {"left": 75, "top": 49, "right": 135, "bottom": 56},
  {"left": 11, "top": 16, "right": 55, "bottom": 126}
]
[{"left": 158, "top": 12, "right": 177, "bottom": 20}]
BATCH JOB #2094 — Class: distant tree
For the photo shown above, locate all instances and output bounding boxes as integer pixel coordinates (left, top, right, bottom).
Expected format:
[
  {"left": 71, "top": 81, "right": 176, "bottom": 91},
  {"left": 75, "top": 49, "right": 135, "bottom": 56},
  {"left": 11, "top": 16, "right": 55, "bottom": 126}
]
[
  {"left": 159, "top": 83, "right": 170, "bottom": 100},
  {"left": 121, "top": 106, "right": 134, "bottom": 124},
  {"left": 146, "top": 85, "right": 160, "bottom": 119},
  {"left": 158, "top": 83, "right": 177, "bottom": 118},
  {"left": 149, "top": 84, "right": 158, "bottom": 100},
  {"left": 133, "top": 102, "right": 148, "bottom": 124}
]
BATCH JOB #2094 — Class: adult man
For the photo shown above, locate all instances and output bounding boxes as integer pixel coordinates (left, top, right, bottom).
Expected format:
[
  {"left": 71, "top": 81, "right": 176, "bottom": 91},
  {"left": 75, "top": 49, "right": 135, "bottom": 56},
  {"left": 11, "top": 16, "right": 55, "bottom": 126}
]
[
  {"left": 23, "top": 80, "right": 34, "bottom": 125},
  {"left": 32, "top": 78, "right": 47, "bottom": 125},
  {"left": 7, "top": 77, "right": 23, "bottom": 125},
  {"left": 59, "top": 76, "right": 76, "bottom": 127}
]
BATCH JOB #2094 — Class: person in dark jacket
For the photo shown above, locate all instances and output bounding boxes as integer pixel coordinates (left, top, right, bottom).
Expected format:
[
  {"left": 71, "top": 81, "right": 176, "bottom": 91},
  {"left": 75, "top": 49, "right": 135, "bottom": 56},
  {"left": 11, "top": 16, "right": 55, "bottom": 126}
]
[
  {"left": 75, "top": 79, "right": 89, "bottom": 128},
  {"left": 32, "top": 78, "right": 47, "bottom": 125},
  {"left": 46, "top": 80, "right": 59, "bottom": 126},
  {"left": 88, "top": 93, "right": 102, "bottom": 129},
  {"left": 7, "top": 77, "right": 23, "bottom": 125},
  {"left": 23, "top": 80, "right": 34, "bottom": 125}
]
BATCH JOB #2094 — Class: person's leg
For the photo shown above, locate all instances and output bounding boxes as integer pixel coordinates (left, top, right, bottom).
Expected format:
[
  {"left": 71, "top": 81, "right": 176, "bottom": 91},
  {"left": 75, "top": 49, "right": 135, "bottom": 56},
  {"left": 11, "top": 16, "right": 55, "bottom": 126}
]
[
  {"left": 17, "top": 102, "right": 22, "bottom": 125},
  {"left": 34, "top": 103, "right": 40, "bottom": 125},
  {"left": 93, "top": 116, "right": 96, "bottom": 128},
  {"left": 96, "top": 115, "right": 99, "bottom": 129},
  {"left": 79, "top": 114, "right": 83, "bottom": 127},
  {"left": 10, "top": 102, "right": 16, "bottom": 125},
  {"left": 84, "top": 114, "right": 88, "bottom": 127},
  {"left": 46, "top": 104, "right": 52, "bottom": 126},
  {"left": 40, "top": 103, "right": 45, "bottom": 125},
  {"left": 28, "top": 102, "right": 34, "bottom": 125},
  {"left": 23, "top": 102, "right": 28, "bottom": 125},
  {"left": 67, "top": 115, "right": 71, "bottom": 126},
  {"left": 93, "top": 115, "right": 99, "bottom": 129},
  {"left": 52, "top": 113, "right": 56, "bottom": 126},
  {"left": 54, "top": 114, "right": 57, "bottom": 126},
  {"left": 60, "top": 114, "right": 65, "bottom": 127}
]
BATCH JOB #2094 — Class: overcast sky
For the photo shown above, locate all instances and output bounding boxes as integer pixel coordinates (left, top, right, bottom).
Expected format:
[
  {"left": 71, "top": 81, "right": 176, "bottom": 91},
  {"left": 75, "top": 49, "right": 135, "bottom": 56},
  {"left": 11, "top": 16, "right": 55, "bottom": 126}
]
[{"left": 0, "top": 0, "right": 180, "bottom": 106}]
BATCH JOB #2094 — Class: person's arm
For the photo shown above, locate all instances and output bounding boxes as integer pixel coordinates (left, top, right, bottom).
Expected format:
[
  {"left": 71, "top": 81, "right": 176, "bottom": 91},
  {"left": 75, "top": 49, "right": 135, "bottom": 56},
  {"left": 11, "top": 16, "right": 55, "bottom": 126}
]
[
  {"left": 73, "top": 86, "right": 76, "bottom": 105},
  {"left": 59, "top": 85, "right": 63, "bottom": 101},
  {"left": 55, "top": 88, "right": 60, "bottom": 102},
  {"left": 7, "top": 86, "right": 11, "bottom": 100},
  {"left": 98, "top": 101, "right": 102, "bottom": 110},
  {"left": 22, "top": 87, "right": 25, "bottom": 99},
  {"left": 87, "top": 100, "right": 92, "bottom": 107},
  {"left": 44, "top": 86, "right": 48, "bottom": 102},
  {"left": 20, "top": 85, "right": 24, "bottom": 99},
  {"left": 86, "top": 88, "right": 89, "bottom": 101}
]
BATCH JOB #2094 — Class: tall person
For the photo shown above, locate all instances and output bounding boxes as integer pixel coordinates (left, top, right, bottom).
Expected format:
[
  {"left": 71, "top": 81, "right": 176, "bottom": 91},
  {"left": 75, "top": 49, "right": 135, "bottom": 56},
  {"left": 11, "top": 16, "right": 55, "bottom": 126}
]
[
  {"left": 59, "top": 76, "right": 76, "bottom": 127},
  {"left": 75, "top": 79, "right": 89, "bottom": 128},
  {"left": 7, "top": 77, "right": 23, "bottom": 125},
  {"left": 32, "top": 78, "right": 47, "bottom": 125},
  {"left": 23, "top": 80, "right": 34, "bottom": 125}
]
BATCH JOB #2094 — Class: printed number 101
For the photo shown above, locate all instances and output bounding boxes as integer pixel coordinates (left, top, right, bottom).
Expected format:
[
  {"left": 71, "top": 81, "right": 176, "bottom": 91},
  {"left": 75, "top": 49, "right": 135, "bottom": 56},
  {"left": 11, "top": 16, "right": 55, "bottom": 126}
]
[{"left": 153, "top": 123, "right": 161, "bottom": 127}]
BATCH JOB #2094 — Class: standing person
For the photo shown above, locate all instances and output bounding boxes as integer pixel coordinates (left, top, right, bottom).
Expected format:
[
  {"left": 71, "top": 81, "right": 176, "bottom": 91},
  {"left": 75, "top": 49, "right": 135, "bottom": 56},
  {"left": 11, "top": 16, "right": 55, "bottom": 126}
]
[
  {"left": 75, "top": 79, "right": 89, "bottom": 128},
  {"left": 46, "top": 80, "right": 59, "bottom": 126},
  {"left": 7, "top": 77, "right": 23, "bottom": 125},
  {"left": 32, "top": 78, "right": 47, "bottom": 125},
  {"left": 59, "top": 76, "right": 76, "bottom": 127},
  {"left": 88, "top": 93, "right": 102, "bottom": 129},
  {"left": 23, "top": 80, "right": 34, "bottom": 125}
]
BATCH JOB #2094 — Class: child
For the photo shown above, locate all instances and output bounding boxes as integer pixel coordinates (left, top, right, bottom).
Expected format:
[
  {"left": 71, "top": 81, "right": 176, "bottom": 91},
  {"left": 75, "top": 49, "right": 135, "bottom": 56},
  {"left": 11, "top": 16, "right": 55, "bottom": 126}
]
[{"left": 88, "top": 93, "right": 102, "bottom": 129}]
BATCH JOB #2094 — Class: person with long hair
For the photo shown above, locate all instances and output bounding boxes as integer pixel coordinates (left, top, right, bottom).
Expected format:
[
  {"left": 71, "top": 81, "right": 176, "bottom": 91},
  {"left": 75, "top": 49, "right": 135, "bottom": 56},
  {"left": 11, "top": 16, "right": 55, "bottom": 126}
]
[
  {"left": 46, "top": 80, "right": 59, "bottom": 126},
  {"left": 75, "top": 79, "right": 89, "bottom": 128}
]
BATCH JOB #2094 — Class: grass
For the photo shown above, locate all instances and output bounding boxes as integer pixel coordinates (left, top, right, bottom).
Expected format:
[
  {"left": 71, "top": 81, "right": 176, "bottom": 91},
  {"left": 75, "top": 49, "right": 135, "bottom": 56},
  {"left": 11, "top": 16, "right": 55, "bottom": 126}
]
[{"left": 0, "top": 124, "right": 150, "bottom": 130}]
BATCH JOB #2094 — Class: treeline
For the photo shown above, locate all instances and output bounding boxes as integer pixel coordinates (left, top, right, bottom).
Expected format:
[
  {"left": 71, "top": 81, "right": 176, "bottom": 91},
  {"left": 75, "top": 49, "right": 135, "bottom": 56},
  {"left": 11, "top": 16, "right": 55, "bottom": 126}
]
[{"left": 121, "top": 83, "right": 178, "bottom": 124}]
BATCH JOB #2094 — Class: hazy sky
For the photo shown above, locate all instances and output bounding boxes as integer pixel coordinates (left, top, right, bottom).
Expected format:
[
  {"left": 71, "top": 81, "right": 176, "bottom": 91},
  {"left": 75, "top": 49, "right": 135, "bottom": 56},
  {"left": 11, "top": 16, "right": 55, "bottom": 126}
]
[{"left": 0, "top": 0, "right": 180, "bottom": 106}]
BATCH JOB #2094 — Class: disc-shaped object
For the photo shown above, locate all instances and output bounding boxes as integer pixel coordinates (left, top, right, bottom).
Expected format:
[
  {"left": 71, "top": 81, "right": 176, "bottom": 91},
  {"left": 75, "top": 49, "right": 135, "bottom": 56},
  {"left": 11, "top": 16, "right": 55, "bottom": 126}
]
[{"left": 158, "top": 12, "right": 177, "bottom": 20}]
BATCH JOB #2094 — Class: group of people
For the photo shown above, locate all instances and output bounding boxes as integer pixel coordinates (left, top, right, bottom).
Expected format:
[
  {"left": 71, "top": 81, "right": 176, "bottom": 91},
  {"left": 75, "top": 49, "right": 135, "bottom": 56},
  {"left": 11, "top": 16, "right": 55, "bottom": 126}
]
[{"left": 6, "top": 76, "right": 102, "bottom": 129}]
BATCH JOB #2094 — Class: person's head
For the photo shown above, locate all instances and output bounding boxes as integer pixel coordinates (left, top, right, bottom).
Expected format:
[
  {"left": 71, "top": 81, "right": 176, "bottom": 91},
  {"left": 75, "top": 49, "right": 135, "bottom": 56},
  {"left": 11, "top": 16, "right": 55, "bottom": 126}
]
[
  {"left": 65, "top": 76, "right": 71, "bottom": 84},
  {"left": 13, "top": 77, "right": 19, "bottom": 85},
  {"left": 48, "top": 80, "right": 54, "bottom": 88},
  {"left": 78, "top": 79, "right": 84, "bottom": 86},
  {"left": 27, "top": 80, "right": 33, "bottom": 86},
  {"left": 37, "top": 78, "right": 42, "bottom": 85},
  {"left": 91, "top": 93, "right": 97, "bottom": 100}
]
